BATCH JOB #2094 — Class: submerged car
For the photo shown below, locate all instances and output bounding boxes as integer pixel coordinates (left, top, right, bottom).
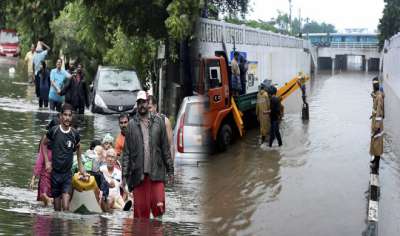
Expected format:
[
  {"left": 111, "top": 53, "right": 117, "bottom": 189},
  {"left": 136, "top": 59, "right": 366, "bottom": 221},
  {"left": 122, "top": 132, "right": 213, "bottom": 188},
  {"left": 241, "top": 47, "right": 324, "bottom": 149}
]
[
  {"left": 173, "top": 96, "right": 211, "bottom": 164},
  {"left": 91, "top": 66, "right": 142, "bottom": 114}
]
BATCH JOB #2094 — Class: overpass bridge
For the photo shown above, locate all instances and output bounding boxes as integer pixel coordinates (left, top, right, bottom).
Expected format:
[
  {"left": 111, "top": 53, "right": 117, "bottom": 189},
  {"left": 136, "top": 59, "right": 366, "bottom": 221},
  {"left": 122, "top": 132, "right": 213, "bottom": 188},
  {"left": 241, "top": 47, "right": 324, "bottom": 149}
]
[{"left": 307, "top": 33, "right": 380, "bottom": 73}]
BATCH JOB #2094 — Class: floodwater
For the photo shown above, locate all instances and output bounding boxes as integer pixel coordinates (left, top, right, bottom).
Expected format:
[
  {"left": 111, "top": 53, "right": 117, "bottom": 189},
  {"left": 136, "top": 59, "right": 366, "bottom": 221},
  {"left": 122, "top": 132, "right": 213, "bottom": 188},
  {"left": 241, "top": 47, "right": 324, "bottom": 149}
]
[
  {"left": 203, "top": 71, "right": 400, "bottom": 235},
  {"left": 0, "top": 58, "right": 204, "bottom": 235}
]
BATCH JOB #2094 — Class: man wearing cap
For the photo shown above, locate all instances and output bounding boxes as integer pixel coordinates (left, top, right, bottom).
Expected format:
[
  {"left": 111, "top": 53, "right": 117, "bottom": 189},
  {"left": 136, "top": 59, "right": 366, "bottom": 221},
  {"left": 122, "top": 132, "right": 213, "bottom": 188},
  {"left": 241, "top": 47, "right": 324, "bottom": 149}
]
[
  {"left": 122, "top": 91, "right": 174, "bottom": 218},
  {"left": 256, "top": 80, "right": 271, "bottom": 146},
  {"left": 370, "top": 77, "right": 385, "bottom": 174}
]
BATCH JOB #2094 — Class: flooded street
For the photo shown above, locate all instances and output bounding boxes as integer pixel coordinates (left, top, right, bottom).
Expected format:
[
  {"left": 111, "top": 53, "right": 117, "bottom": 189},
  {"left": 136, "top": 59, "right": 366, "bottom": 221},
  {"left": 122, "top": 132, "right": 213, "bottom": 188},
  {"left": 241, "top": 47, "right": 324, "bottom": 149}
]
[
  {"left": 0, "top": 59, "right": 204, "bottom": 235},
  {"left": 203, "top": 71, "right": 400, "bottom": 236}
]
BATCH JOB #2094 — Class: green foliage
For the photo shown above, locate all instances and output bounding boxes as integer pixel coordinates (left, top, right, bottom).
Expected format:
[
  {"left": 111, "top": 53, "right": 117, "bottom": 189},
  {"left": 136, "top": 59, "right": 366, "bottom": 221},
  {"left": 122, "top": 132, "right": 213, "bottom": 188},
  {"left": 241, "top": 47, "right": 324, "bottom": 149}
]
[
  {"left": 165, "top": 0, "right": 201, "bottom": 40},
  {"left": 2, "top": 0, "right": 68, "bottom": 56},
  {"left": 378, "top": 0, "right": 400, "bottom": 48},
  {"left": 104, "top": 27, "right": 159, "bottom": 86},
  {"left": 206, "top": 0, "right": 250, "bottom": 18},
  {"left": 302, "top": 21, "right": 337, "bottom": 34},
  {"left": 224, "top": 17, "right": 277, "bottom": 32}
]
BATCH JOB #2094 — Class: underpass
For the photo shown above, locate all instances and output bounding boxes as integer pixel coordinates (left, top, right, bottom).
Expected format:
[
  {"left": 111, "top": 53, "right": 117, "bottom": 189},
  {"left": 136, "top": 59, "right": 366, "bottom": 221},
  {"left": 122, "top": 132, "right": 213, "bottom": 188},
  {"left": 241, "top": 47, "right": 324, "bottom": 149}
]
[{"left": 203, "top": 71, "right": 399, "bottom": 235}]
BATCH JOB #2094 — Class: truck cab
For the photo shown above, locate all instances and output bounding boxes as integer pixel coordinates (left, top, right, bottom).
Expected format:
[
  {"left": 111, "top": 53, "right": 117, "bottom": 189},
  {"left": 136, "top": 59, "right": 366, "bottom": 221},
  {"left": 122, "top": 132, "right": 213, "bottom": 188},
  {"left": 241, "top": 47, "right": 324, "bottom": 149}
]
[{"left": 197, "top": 54, "right": 244, "bottom": 151}]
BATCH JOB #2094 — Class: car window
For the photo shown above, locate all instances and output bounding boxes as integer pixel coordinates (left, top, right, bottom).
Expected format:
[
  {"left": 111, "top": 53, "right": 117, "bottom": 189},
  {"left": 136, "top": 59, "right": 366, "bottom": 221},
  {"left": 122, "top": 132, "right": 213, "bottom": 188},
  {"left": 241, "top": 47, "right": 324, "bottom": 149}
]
[
  {"left": 98, "top": 70, "right": 141, "bottom": 91},
  {"left": 0, "top": 31, "right": 19, "bottom": 44},
  {"left": 184, "top": 102, "right": 205, "bottom": 126}
]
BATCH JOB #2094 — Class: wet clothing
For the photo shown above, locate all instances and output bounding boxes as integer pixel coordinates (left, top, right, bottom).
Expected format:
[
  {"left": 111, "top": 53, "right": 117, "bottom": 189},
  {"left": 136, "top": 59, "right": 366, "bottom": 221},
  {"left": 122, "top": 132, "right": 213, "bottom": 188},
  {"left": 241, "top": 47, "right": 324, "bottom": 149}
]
[
  {"left": 115, "top": 133, "right": 125, "bottom": 157},
  {"left": 33, "top": 146, "right": 52, "bottom": 201},
  {"left": 270, "top": 95, "right": 283, "bottom": 121},
  {"left": 100, "top": 166, "right": 122, "bottom": 198},
  {"left": 269, "top": 95, "right": 283, "bottom": 146},
  {"left": 49, "top": 100, "right": 62, "bottom": 112},
  {"left": 35, "top": 69, "right": 51, "bottom": 108},
  {"left": 24, "top": 51, "right": 34, "bottom": 79},
  {"left": 140, "top": 116, "right": 151, "bottom": 174},
  {"left": 51, "top": 170, "right": 72, "bottom": 198},
  {"left": 49, "top": 68, "right": 70, "bottom": 103},
  {"left": 269, "top": 120, "right": 282, "bottom": 147},
  {"left": 46, "top": 125, "right": 80, "bottom": 173},
  {"left": 370, "top": 90, "right": 385, "bottom": 156},
  {"left": 33, "top": 50, "right": 48, "bottom": 76},
  {"left": 133, "top": 175, "right": 165, "bottom": 218},
  {"left": 122, "top": 113, "right": 173, "bottom": 192},
  {"left": 256, "top": 90, "right": 271, "bottom": 138},
  {"left": 60, "top": 73, "right": 89, "bottom": 114}
]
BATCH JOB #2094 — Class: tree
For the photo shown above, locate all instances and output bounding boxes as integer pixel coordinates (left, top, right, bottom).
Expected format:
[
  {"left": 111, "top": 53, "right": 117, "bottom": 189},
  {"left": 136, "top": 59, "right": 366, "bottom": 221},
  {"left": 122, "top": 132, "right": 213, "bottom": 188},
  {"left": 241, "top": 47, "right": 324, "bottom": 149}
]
[
  {"left": 204, "top": 0, "right": 250, "bottom": 18},
  {"left": 378, "top": 0, "right": 400, "bottom": 49},
  {"left": 2, "top": 0, "right": 68, "bottom": 56},
  {"left": 302, "top": 21, "right": 336, "bottom": 34}
]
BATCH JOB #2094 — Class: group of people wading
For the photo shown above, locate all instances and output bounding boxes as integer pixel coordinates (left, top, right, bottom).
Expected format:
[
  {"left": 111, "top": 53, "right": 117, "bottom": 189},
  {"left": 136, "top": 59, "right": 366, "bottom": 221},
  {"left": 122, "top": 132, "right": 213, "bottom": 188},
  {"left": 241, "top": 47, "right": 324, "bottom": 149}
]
[{"left": 29, "top": 90, "right": 174, "bottom": 219}]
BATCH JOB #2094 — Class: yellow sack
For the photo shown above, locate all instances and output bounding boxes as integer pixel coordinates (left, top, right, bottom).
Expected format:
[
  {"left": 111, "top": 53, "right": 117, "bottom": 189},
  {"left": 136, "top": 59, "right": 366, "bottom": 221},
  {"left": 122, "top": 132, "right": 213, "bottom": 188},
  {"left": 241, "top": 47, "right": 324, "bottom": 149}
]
[{"left": 72, "top": 173, "right": 97, "bottom": 192}]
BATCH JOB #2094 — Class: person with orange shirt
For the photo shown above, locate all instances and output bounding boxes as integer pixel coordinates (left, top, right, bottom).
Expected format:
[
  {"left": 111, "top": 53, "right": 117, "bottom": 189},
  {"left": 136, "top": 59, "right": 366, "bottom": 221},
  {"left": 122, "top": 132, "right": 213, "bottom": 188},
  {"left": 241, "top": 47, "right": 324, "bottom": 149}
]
[{"left": 115, "top": 113, "right": 129, "bottom": 157}]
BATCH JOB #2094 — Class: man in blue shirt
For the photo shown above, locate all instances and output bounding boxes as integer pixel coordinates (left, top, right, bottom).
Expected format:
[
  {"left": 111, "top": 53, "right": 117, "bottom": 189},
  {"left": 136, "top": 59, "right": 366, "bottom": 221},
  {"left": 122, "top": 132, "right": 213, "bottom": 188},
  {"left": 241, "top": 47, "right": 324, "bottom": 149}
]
[
  {"left": 49, "top": 58, "right": 72, "bottom": 112},
  {"left": 32, "top": 40, "right": 51, "bottom": 77}
]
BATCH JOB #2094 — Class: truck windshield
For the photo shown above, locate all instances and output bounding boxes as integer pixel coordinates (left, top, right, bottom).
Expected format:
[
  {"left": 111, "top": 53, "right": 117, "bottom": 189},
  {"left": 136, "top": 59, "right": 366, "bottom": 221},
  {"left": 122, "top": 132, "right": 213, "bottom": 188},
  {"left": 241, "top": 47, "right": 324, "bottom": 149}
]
[
  {"left": 0, "top": 31, "right": 19, "bottom": 44},
  {"left": 98, "top": 70, "right": 141, "bottom": 92}
]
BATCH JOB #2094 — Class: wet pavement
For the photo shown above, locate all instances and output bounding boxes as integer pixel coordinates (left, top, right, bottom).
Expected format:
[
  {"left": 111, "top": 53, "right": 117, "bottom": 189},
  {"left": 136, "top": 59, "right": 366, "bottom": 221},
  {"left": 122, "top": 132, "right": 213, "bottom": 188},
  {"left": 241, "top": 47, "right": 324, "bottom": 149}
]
[
  {"left": 0, "top": 58, "right": 204, "bottom": 235},
  {"left": 203, "top": 71, "right": 400, "bottom": 236}
]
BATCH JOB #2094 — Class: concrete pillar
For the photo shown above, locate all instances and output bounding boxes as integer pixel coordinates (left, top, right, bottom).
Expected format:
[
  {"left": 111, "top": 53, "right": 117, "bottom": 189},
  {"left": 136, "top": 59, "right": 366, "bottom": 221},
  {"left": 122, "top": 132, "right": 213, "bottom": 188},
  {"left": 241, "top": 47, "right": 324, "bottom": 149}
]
[
  {"left": 331, "top": 57, "right": 335, "bottom": 75},
  {"left": 365, "top": 57, "right": 369, "bottom": 73}
]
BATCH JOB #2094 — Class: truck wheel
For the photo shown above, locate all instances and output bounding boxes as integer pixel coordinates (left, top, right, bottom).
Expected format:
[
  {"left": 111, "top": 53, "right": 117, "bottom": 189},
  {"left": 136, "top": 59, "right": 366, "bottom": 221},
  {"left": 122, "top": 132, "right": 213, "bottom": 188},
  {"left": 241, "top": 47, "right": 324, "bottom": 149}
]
[{"left": 217, "top": 124, "right": 232, "bottom": 151}]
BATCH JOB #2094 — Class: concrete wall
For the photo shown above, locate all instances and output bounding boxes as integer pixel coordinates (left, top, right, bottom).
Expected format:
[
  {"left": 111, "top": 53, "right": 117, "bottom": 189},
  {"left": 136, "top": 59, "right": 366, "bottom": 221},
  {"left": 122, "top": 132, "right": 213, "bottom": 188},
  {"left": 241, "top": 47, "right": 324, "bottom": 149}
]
[
  {"left": 195, "top": 18, "right": 312, "bottom": 94},
  {"left": 382, "top": 34, "right": 400, "bottom": 152}
]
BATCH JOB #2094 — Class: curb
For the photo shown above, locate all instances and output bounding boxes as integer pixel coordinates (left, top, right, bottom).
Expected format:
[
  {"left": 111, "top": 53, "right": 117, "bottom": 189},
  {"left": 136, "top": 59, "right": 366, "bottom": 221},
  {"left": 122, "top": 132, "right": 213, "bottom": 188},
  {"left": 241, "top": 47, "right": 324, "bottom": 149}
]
[
  {"left": 366, "top": 173, "right": 379, "bottom": 235},
  {"left": 368, "top": 173, "right": 379, "bottom": 221}
]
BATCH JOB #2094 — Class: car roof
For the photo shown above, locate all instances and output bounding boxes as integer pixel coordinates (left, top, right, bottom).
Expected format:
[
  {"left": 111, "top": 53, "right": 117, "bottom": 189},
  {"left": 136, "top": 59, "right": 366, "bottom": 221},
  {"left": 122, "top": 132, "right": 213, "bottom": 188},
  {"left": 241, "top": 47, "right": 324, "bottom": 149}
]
[
  {"left": 98, "top": 66, "right": 136, "bottom": 72},
  {"left": 183, "top": 95, "right": 206, "bottom": 104}
]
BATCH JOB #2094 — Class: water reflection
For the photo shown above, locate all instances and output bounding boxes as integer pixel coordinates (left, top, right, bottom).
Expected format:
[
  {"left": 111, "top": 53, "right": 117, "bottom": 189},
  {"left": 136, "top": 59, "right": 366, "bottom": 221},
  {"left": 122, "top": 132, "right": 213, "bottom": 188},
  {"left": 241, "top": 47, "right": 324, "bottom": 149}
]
[
  {"left": 204, "top": 130, "right": 282, "bottom": 235},
  {"left": 0, "top": 60, "right": 204, "bottom": 235}
]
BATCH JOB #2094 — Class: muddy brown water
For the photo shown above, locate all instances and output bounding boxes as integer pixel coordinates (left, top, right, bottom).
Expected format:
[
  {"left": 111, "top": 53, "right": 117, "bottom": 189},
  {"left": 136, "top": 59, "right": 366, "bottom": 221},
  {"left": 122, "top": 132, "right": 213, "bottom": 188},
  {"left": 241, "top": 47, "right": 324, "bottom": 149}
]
[
  {"left": 0, "top": 58, "right": 204, "bottom": 235},
  {"left": 1, "top": 57, "right": 400, "bottom": 236},
  {"left": 202, "top": 71, "right": 400, "bottom": 236}
]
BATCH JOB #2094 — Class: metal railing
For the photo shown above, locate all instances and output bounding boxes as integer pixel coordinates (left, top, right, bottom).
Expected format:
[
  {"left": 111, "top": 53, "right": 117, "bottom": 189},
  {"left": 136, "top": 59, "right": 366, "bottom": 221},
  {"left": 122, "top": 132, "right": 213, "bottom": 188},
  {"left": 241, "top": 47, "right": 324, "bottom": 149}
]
[
  {"left": 324, "top": 42, "right": 379, "bottom": 49},
  {"left": 197, "top": 18, "right": 310, "bottom": 50}
]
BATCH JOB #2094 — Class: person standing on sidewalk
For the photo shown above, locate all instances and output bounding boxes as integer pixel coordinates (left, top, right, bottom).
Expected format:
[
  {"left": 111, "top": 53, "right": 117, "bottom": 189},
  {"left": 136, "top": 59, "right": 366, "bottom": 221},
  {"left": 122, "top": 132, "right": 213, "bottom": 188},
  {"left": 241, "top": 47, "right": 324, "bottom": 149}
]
[
  {"left": 49, "top": 58, "right": 72, "bottom": 112},
  {"left": 370, "top": 77, "right": 385, "bottom": 174},
  {"left": 269, "top": 86, "right": 283, "bottom": 147},
  {"left": 122, "top": 91, "right": 174, "bottom": 218}
]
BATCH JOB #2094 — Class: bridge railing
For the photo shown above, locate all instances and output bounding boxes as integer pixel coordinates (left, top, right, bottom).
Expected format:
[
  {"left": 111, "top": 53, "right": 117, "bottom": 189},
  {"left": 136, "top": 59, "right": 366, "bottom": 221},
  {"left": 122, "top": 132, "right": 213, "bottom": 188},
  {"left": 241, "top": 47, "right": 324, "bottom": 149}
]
[
  {"left": 329, "top": 42, "right": 378, "bottom": 49},
  {"left": 197, "top": 18, "right": 310, "bottom": 50}
]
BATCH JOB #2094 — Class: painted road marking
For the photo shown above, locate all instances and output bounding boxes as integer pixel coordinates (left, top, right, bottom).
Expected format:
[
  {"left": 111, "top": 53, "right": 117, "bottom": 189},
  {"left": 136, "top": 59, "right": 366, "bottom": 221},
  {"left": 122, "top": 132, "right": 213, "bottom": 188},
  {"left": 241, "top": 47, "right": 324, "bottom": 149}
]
[
  {"left": 370, "top": 174, "right": 379, "bottom": 187},
  {"left": 368, "top": 200, "right": 378, "bottom": 222}
]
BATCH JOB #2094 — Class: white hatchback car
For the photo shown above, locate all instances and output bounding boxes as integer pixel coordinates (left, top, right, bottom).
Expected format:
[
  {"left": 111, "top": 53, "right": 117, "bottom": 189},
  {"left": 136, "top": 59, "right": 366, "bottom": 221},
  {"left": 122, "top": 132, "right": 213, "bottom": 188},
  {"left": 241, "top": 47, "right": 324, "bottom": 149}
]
[{"left": 173, "top": 96, "right": 210, "bottom": 164}]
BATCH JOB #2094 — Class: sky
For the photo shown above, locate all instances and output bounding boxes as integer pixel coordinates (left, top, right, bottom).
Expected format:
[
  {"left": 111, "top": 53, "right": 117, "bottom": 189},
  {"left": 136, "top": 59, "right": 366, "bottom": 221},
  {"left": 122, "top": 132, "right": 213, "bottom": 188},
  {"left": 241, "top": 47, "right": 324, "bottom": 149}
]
[{"left": 247, "top": 0, "right": 385, "bottom": 32}]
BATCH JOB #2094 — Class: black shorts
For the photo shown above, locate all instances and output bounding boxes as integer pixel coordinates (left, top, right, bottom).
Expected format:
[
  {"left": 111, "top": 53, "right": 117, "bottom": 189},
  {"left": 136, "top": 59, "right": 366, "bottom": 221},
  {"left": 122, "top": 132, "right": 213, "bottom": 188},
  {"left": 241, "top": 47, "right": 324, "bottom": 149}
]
[{"left": 51, "top": 171, "right": 72, "bottom": 198}]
